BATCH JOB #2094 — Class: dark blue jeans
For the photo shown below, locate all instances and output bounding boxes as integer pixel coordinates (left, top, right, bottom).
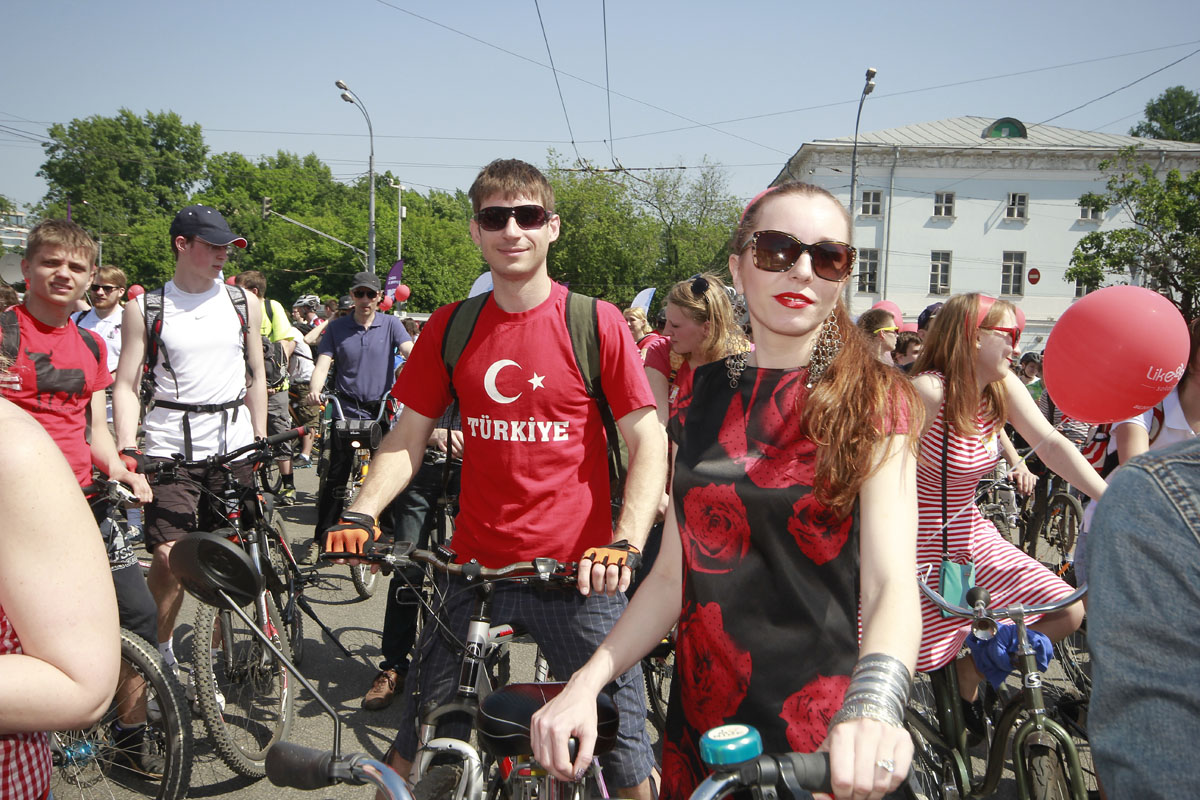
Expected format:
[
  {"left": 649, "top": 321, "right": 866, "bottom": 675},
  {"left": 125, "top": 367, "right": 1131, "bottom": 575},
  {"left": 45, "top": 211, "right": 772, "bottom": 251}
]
[{"left": 379, "top": 458, "right": 461, "bottom": 670}]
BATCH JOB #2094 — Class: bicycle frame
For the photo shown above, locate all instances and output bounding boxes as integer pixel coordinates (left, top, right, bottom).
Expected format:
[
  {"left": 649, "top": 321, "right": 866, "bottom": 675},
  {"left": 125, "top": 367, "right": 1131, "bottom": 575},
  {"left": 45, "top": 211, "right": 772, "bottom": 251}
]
[{"left": 911, "top": 580, "right": 1089, "bottom": 799}]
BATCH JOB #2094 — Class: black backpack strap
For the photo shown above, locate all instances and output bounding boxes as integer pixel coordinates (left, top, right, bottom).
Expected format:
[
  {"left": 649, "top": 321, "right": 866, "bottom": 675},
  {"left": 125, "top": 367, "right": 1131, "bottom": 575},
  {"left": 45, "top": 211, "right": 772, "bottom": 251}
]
[
  {"left": 74, "top": 324, "right": 103, "bottom": 366},
  {"left": 564, "top": 292, "right": 625, "bottom": 506},
  {"left": 141, "top": 286, "right": 177, "bottom": 404},
  {"left": 0, "top": 308, "right": 19, "bottom": 364},
  {"left": 441, "top": 292, "right": 490, "bottom": 402},
  {"left": 224, "top": 284, "right": 250, "bottom": 361}
]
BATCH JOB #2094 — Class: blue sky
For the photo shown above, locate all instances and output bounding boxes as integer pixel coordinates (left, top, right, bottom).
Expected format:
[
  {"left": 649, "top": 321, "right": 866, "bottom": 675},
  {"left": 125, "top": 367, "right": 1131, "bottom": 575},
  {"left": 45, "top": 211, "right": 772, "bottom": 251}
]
[{"left": 2, "top": 0, "right": 1198, "bottom": 211}]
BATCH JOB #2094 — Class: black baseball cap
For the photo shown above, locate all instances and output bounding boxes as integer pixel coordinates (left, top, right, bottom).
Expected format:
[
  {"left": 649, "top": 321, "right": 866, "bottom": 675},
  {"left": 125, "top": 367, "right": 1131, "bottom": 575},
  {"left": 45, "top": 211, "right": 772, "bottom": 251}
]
[
  {"left": 170, "top": 205, "right": 247, "bottom": 248},
  {"left": 338, "top": 295, "right": 354, "bottom": 311},
  {"left": 917, "top": 302, "right": 944, "bottom": 330},
  {"left": 350, "top": 271, "right": 381, "bottom": 292}
]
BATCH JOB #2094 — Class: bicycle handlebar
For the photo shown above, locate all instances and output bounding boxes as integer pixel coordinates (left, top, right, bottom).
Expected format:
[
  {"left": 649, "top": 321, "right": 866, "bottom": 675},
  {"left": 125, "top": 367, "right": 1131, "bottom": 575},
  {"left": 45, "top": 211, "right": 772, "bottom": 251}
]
[
  {"left": 81, "top": 475, "right": 138, "bottom": 506},
  {"left": 319, "top": 542, "right": 579, "bottom": 584},
  {"left": 690, "top": 752, "right": 831, "bottom": 800},
  {"left": 266, "top": 741, "right": 412, "bottom": 799},
  {"left": 918, "top": 573, "right": 1087, "bottom": 624},
  {"left": 143, "top": 427, "right": 307, "bottom": 475}
]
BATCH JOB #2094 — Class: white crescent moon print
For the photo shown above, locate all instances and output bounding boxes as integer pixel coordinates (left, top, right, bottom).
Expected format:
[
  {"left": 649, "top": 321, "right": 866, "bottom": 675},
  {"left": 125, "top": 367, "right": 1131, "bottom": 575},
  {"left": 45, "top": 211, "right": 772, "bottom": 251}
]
[{"left": 483, "top": 359, "right": 522, "bottom": 404}]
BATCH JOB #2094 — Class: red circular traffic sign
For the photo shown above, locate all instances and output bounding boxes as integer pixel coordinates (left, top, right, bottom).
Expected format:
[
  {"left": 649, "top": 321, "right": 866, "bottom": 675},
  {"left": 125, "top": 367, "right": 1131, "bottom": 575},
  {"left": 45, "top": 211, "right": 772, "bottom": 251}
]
[{"left": 1028, "top": 268, "right": 1041, "bottom": 285}]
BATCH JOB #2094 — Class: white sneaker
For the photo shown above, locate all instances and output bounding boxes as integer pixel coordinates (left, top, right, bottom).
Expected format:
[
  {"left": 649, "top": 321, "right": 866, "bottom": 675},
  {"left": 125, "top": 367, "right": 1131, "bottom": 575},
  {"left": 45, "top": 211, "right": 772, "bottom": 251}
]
[{"left": 180, "top": 663, "right": 225, "bottom": 713}]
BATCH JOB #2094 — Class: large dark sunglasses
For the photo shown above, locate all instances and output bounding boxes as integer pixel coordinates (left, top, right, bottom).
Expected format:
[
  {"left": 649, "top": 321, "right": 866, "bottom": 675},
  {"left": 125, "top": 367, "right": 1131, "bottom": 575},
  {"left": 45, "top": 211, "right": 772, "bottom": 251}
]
[
  {"left": 474, "top": 205, "right": 550, "bottom": 232},
  {"left": 739, "top": 230, "right": 856, "bottom": 282},
  {"left": 90, "top": 284, "right": 121, "bottom": 294},
  {"left": 352, "top": 289, "right": 378, "bottom": 299}
]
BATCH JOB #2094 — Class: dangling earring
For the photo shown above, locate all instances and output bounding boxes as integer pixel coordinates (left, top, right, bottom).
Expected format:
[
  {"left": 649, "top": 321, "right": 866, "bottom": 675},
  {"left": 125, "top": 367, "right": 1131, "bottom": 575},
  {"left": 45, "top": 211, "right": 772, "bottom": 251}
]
[
  {"left": 806, "top": 311, "right": 842, "bottom": 389},
  {"left": 726, "top": 350, "right": 748, "bottom": 387}
]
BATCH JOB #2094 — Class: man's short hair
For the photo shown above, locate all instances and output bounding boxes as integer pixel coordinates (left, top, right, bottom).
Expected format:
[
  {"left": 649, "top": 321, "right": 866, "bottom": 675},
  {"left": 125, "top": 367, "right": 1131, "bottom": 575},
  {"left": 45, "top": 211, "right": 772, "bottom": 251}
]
[
  {"left": 894, "top": 331, "right": 921, "bottom": 358},
  {"left": 95, "top": 265, "right": 127, "bottom": 289},
  {"left": 233, "top": 270, "right": 267, "bottom": 296},
  {"left": 857, "top": 308, "right": 895, "bottom": 336},
  {"left": 25, "top": 219, "right": 98, "bottom": 266},
  {"left": 468, "top": 159, "right": 555, "bottom": 214},
  {"left": 402, "top": 317, "right": 420, "bottom": 338}
]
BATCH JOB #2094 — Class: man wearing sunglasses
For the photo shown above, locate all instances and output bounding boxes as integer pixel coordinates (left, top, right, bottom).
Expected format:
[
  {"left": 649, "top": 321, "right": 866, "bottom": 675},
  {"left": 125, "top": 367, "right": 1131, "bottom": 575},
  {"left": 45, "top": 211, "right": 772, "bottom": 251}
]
[
  {"left": 306, "top": 271, "right": 413, "bottom": 539},
  {"left": 324, "top": 159, "right": 665, "bottom": 799},
  {"left": 856, "top": 307, "right": 900, "bottom": 366}
]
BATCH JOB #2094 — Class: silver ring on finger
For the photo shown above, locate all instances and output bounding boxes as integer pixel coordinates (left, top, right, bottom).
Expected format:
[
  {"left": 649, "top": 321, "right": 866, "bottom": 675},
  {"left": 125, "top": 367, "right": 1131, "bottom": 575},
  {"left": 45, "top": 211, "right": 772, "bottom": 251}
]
[{"left": 876, "top": 758, "right": 895, "bottom": 774}]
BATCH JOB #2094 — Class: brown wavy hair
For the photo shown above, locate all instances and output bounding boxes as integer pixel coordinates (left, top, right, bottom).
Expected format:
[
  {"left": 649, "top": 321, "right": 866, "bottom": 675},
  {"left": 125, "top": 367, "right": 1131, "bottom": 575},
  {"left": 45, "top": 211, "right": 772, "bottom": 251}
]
[
  {"left": 665, "top": 273, "right": 749, "bottom": 364},
  {"left": 736, "top": 183, "right": 921, "bottom": 518},
  {"left": 910, "top": 292, "right": 1015, "bottom": 435}
]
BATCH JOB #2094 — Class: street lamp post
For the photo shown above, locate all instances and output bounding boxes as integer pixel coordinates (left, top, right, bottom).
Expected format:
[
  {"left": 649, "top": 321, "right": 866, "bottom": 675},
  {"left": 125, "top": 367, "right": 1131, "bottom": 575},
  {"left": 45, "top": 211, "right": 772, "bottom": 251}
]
[
  {"left": 845, "top": 67, "right": 877, "bottom": 308},
  {"left": 388, "top": 179, "right": 406, "bottom": 263},
  {"left": 335, "top": 80, "right": 376, "bottom": 273}
]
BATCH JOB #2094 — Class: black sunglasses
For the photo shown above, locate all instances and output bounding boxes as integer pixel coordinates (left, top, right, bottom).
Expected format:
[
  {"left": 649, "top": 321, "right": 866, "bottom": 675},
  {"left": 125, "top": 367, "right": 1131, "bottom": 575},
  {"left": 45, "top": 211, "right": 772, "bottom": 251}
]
[
  {"left": 90, "top": 284, "right": 121, "bottom": 293},
  {"left": 689, "top": 275, "right": 710, "bottom": 305},
  {"left": 739, "top": 230, "right": 856, "bottom": 282},
  {"left": 352, "top": 289, "right": 378, "bottom": 299},
  {"left": 475, "top": 205, "right": 550, "bottom": 232}
]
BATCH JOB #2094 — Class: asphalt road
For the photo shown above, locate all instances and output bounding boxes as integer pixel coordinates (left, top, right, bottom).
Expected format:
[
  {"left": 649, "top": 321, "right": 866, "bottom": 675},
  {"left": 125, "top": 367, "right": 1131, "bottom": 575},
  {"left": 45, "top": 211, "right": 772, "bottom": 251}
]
[{"left": 76, "top": 465, "right": 1096, "bottom": 799}]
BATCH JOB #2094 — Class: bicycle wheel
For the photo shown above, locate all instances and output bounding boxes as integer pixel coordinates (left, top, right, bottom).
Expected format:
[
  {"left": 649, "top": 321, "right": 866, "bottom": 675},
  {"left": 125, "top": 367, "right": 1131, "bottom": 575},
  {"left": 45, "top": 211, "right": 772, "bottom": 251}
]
[
  {"left": 413, "top": 762, "right": 465, "bottom": 800},
  {"left": 643, "top": 642, "right": 674, "bottom": 739},
  {"left": 263, "top": 511, "right": 305, "bottom": 667},
  {"left": 193, "top": 596, "right": 295, "bottom": 778},
  {"left": 1026, "top": 743, "right": 1071, "bottom": 800},
  {"left": 347, "top": 450, "right": 379, "bottom": 599},
  {"left": 49, "top": 629, "right": 192, "bottom": 800},
  {"left": 1026, "top": 493, "right": 1082, "bottom": 568},
  {"left": 258, "top": 456, "right": 284, "bottom": 496},
  {"left": 1054, "top": 619, "right": 1091, "bottom": 702},
  {"left": 904, "top": 672, "right": 956, "bottom": 800}
]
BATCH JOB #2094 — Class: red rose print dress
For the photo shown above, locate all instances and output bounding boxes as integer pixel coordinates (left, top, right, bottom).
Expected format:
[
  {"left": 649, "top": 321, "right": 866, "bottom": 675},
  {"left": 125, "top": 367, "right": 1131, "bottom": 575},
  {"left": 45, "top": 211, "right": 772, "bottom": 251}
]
[{"left": 661, "top": 361, "right": 860, "bottom": 800}]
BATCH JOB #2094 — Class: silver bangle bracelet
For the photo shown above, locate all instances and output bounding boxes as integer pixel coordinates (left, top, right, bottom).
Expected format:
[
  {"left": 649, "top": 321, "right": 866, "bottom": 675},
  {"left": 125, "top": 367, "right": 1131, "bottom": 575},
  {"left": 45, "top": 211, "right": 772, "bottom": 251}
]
[{"left": 828, "top": 699, "right": 904, "bottom": 731}]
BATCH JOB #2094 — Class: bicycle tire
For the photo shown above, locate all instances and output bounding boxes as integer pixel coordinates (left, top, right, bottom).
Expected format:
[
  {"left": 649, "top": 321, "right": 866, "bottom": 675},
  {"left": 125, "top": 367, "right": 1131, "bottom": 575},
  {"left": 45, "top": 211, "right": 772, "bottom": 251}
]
[
  {"left": 413, "top": 762, "right": 465, "bottom": 800},
  {"left": 49, "top": 629, "right": 192, "bottom": 800},
  {"left": 193, "top": 597, "right": 295, "bottom": 778},
  {"left": 643, "top": 646, "right": 674, "bottom": 739},
  {"left": 1054, "top": 619, "right": 1091, "bottom": 703},
  {"left": 258, "top": 457, "right": 284, "bottom": 496},
  {"left": 263, "top": 512, "right": 305, "bottom": 667},
  {"left": 347, "top": 449, "right": 379, "bottom": 599},
  {"left": 1026, "top": 743, "right": 1071, "bottom": 800},
  {"left": 1040, "top": 493, "right": 1083, "bottom": 569},
  {"left": 904, "top": 672, "right": 955, "bottom": 800}
]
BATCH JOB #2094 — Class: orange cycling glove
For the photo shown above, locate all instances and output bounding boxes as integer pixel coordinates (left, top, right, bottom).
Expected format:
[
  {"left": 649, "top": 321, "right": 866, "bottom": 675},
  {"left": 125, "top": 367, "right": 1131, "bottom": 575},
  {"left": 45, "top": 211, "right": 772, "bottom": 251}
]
[
  {"left": 582, "top": 539, "right": 642, "bottom": 572},
  {"left": 323, "top": 511, "right": 383, "bottom": 556}
]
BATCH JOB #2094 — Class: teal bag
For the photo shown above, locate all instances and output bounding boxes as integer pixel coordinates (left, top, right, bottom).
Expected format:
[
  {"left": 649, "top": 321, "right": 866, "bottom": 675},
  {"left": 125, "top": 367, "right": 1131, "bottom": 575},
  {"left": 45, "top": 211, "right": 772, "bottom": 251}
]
[{"left": 937, "top": 422, "right": 976, "bottom": 618}]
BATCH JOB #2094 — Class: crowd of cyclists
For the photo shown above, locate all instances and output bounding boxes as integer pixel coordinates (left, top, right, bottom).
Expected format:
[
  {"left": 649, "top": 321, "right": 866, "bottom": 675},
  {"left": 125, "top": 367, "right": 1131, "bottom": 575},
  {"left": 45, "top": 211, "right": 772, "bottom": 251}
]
[{"left": 1, "top": 157, "right": 1197, "bottom": 800}]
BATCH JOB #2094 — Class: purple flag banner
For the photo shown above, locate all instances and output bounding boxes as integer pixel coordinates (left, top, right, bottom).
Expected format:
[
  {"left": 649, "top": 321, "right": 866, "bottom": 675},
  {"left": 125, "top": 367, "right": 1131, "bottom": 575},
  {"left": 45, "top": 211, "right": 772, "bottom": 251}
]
[{"left": 385, "top": 260, "right": 405, "bottom": 297}]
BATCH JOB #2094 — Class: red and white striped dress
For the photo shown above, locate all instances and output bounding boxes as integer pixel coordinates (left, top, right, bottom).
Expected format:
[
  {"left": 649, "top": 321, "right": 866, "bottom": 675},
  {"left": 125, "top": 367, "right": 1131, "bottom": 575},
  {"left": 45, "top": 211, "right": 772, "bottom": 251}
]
[
  {"left": 1, "top": 602, "right": 52, "bottom": 799},
  {"left": 915, "top": 372, "right": 1073, "bottom": 673}
]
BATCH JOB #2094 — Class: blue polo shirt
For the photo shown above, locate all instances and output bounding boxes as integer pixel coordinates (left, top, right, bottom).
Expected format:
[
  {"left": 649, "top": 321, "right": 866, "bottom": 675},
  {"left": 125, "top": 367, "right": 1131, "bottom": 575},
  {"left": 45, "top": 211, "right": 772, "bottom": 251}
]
[{"left": 317, "top": 312, "right": 412, "bottom": 418}]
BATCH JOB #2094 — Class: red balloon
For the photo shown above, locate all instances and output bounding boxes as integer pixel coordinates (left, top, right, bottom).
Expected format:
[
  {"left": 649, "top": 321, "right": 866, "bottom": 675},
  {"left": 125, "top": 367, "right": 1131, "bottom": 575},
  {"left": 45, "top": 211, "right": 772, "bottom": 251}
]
[
  {"left": 379, "top": 295, "right": 394, "bottom": 312},
  {"left": 871, "top": 300, "right": 903, "bottom": 328},
  {"left": 127, "top": 284, "right": 145, "bottom": 299},
  {"left": 225, "top": 274, "right": 238, "bottom": 285},
  {"left": 1043, "top": 285, "right": 1189, "bottom": 424},
  {"left": 394, "top": 284, "right": 412, "bottom": 303},
  {"left": 900, "top": 322, "right": 918, "bottom": 334}
]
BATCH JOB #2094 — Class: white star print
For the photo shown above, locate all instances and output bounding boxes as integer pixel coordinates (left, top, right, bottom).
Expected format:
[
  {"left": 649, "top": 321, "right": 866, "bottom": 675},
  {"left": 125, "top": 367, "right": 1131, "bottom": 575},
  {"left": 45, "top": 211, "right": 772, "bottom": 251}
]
[{"left": 528, "top": 373, "right": 546, "bottom": 390}]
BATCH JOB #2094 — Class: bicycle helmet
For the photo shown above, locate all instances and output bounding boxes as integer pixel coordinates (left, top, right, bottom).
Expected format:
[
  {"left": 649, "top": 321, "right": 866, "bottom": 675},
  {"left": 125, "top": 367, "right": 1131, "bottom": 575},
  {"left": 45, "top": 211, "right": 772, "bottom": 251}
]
[{"left": 293, "top": 293, "right": 320, "bottom": 309}]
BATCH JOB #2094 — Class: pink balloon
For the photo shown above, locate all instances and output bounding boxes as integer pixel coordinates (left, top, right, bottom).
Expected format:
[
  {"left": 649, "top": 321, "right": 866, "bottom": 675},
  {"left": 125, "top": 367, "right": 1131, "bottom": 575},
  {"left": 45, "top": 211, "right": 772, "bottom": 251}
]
[
  {"left": 394, "top": 284, "right": 412, "bottom": 303},
  {"left": 225, "top": 274, "right": 238, "bottom": 285},
  {"left": 871, "top": 300, "right": 903, "bottom": 328},
  {"left": 1043, "top": 285, "right": 1189, "bottom": 424},
  {"left": 379, "top": 295, "right": 394, "bottom": 312},
  {"left": 900, "top": 322, "right": 918, "bottom": 333},
  {"left": 127, "top": 284, "right": 145, "bottom": 299}
]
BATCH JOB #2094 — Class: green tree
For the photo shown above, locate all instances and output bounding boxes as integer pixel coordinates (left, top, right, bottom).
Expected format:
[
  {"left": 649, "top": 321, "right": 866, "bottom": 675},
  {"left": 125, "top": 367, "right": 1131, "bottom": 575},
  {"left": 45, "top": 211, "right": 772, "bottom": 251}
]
[
  {"left": 0, "top": 194, "right": 15, "bottom": 214},
  {"left": 1069, "top": 146, "right": 1200, "bottom": 318},
  {"left": 1130, "top": 86, "right": 1200, "bottom": 143},
  {"left": 37, "top": 109, "right": 207, "bottom": 237}
]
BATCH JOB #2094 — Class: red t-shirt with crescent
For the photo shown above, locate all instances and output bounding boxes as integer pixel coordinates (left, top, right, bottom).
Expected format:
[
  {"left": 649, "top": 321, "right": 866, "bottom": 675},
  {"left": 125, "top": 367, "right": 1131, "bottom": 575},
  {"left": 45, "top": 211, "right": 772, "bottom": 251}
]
[{"left": 393, "top": 283, "right": 655, "bottom": 567}]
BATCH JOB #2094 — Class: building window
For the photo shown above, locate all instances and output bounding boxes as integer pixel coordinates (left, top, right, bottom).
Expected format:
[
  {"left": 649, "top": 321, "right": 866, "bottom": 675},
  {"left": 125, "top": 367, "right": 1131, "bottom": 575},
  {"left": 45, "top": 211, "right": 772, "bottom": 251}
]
[
  {"left": 930, "top": 251, "right": 952, "bottom": 295},
  {"left": 934, "top": 192, "right": 955, "bottom": 218},
  {"left": 857, "top": 248, "right": 880, "bottom": 293},
  {"left": 1074, "top": 278, "right": 1097, "bottom": 298},
  {"left": 1079, "top": 205, "right": 1102, "bottom": 222},
  {"left": 861, "top": 190, "right": 882, "bottom": 216},
  {"left": 1006, "top": 193, "right": 1028, "bottom": 220},
  {"left": 1002, "top": 252, "right": 1025, "bottom": 296}
]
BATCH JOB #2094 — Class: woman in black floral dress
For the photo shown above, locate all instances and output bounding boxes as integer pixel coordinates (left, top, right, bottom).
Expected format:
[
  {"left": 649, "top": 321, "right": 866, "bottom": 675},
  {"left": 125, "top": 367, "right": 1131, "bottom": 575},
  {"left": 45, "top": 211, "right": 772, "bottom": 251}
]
[{"left": 533, "top": 183, "right": 922, "bottom": 800}]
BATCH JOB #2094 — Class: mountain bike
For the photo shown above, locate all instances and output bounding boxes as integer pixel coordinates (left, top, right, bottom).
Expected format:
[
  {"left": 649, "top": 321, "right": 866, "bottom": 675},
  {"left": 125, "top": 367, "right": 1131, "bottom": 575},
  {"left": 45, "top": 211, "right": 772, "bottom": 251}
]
[
  {"left": 151, "top": 428, "right": 310, "bottom": 778},
  {"left": 906, "top": 577, "right": 1095, "bottom": 800},
  {"left": 976, "top": 469, "right": 1021, "bottom": 546},
  {"left": 1020, "top": 473, "right": 1083, "bottom": 573},
  {"left": 49, "top": 478, "right": 194, "bottom": 800},
  {"left": 331, "top": 544, "right": 613, "bottom": 800}
]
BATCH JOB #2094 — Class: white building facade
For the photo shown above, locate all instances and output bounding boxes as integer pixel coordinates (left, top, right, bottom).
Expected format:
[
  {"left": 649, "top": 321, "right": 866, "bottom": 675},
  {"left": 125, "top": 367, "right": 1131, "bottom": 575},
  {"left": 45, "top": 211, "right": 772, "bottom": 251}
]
[{"left": 775, "top": 116, "right": 1200, "bottom": 347}]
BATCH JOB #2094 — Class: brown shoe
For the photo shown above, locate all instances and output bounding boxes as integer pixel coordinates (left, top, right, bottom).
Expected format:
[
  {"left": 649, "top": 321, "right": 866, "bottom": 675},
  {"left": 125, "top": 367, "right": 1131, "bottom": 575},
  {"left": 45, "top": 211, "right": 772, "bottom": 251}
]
[{"left": 362, "top": 668, "right": 401, "bottom": 710}]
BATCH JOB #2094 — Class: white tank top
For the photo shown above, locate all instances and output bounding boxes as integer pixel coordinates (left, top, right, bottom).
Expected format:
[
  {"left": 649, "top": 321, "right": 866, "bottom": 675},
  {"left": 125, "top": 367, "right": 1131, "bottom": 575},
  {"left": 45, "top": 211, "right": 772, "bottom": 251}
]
[{"left": 139, "top": 281, "right": 254, "bottom": 458}]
